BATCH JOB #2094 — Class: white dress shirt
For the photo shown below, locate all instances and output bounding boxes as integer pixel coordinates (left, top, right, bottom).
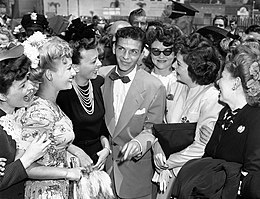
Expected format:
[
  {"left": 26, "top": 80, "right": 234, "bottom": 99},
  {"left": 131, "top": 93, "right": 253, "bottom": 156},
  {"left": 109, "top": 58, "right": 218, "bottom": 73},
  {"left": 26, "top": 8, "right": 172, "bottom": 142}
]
[{"left": 113, "top": 67, "right": 136, "bottom": 125}]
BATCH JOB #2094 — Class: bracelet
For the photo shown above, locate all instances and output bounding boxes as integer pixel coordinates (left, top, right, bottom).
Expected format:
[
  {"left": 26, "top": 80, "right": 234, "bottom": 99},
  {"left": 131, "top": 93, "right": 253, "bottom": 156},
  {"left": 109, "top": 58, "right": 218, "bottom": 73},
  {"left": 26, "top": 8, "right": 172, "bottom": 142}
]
[
  {"left": 65, "top": 170, "right": 69, "bottom": 181},
  {"left": 104, "top": 146, "right": 112, "bottom": 154}
]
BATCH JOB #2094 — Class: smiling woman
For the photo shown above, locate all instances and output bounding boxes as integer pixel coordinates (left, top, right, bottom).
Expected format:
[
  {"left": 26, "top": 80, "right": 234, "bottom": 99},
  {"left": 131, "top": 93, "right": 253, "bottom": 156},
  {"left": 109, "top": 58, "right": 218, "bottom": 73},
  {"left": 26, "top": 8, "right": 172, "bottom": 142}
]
[
  {"left": 145, "top": 22, "right": 183, "bottom": 90},
  {"left": 152, "top": 32, "right": 223, "bottom": 198}
]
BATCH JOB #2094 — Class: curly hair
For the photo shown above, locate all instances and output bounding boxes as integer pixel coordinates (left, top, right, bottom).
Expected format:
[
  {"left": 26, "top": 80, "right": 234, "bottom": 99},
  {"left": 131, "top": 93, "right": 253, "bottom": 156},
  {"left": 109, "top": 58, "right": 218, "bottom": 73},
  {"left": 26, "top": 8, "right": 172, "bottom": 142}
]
[
  {"left": 146, "top": 22, "right": 183, "bottom": 48},
  {"left": 176, "top": 33, "right": 221, "bottom": 85},
  {"left": 225, "top": 43, "right": 260, "bottom": 107},
  {"left": 0, "top": 55, "right": 31, "bottom": 95},
  {"left": 39, "top": 36, "right": 73, "bottom": 72},
  {"left": 69, "top": 37, "right": 97, "bottom": 65}
]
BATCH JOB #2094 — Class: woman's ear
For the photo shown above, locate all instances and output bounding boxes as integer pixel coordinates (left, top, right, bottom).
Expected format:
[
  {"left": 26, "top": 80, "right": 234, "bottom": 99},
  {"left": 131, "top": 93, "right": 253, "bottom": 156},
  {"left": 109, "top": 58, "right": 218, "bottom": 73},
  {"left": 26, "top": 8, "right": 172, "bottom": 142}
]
[
  {"left": 233, "top": 77, "right": 242, "bottom": 90},
  {"left": 45, "top": 69, "right": 53, "bottom": 81},
  {"left": 0, "top": 94, "right": 7, "bottom": 102}
]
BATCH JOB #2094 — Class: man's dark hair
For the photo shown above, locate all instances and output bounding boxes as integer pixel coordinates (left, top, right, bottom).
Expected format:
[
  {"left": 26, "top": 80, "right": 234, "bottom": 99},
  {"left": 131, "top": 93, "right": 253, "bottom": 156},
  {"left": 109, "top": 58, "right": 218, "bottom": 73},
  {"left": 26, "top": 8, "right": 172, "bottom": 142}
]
[
  {"left": 213, "top": 15, "right": 228, "bottom": 28},
  {"left": 115, "top": 26, "right": 146, "bottom": 51}
]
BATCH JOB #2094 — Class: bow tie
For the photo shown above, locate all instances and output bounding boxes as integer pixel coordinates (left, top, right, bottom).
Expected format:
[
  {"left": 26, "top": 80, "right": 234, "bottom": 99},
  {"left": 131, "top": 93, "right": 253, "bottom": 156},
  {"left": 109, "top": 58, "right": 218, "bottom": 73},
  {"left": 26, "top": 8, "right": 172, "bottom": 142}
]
[{"left": 109, "top": 71, "right": 131, "bottom": 83}]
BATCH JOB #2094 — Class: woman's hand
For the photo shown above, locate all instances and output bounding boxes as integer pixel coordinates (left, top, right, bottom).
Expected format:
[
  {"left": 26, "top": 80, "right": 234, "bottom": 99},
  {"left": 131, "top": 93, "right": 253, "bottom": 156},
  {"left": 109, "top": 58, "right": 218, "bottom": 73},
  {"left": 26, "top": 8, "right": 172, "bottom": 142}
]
[
  {"left": 158, "top": 169, "right": 172, "bottom": 193},
  {"left": 199, "top": 125, "right": 212, "bottom": 145},
  {"left": 20, "top": 133, "right": 51, "bottom": 169},
  {"left": 154, "top": 153, "right": 169, "bottom": 171},
  {"left": 66, "top": 167, "right": 84, "bottom": 181},
  {"left": 76, "top": 151, "right": 93, "bottom": 173},
  {"left": 93, "top": 147, "right": 110, "bottom": 170},
  {"left": 0, "top": 158, "right": 6, "bottom": 176}
]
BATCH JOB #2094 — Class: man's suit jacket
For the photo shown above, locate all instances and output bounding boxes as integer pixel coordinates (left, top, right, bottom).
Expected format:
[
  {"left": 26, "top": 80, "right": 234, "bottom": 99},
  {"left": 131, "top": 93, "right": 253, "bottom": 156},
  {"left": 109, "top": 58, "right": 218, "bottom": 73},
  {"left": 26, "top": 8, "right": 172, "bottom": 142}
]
[{"left": 103, "top": 67, "right": 166, "bottom": 198}]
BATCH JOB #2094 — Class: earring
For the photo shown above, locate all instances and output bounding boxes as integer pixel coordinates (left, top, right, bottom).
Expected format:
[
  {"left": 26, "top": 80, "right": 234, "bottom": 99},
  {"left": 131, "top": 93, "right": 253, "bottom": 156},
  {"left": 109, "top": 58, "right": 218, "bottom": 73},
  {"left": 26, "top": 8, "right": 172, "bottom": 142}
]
[{"left": 232, "top": 86, "right": 236, "bottom": 91}]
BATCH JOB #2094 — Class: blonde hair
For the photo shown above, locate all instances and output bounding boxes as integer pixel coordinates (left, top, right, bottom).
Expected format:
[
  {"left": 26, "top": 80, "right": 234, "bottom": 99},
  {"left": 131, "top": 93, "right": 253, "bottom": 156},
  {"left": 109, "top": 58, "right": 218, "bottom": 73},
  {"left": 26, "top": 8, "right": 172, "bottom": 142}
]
[{"left": 39, "top": 36, "right": 73, "bottom": 72}]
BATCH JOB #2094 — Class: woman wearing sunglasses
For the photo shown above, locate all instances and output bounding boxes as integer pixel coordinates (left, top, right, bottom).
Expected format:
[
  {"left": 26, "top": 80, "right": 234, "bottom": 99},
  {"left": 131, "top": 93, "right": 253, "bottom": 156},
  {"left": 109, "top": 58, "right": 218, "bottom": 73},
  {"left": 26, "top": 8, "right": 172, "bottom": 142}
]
[
  {"left": 152, "top": 33, "right": 223, "bottom": 199},
  {"left": 145, "top": 22, "right": 183, "bottom": 90}
]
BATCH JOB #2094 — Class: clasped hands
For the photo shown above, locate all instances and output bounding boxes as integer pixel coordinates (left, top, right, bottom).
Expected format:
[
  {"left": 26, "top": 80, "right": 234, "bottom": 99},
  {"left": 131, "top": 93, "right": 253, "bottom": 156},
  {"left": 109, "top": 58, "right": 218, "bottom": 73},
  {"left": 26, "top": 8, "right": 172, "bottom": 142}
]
[{"left": 154, "top": 153, "right": 173, "bottom": 193}]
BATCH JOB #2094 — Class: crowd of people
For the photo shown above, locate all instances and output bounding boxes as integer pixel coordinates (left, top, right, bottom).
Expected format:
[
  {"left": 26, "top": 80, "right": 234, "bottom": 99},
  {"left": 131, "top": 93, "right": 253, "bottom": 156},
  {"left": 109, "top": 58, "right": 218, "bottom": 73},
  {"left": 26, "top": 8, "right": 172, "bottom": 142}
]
[{"left": 1, "top": 7, "right": 260, "bottom": 199}]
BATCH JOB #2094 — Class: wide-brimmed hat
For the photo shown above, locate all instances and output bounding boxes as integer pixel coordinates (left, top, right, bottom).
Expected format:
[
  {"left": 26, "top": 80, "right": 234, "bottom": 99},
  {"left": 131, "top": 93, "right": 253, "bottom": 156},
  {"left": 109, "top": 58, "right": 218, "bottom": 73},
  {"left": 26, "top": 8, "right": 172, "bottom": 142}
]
[{"left": 0, "top": 44, "right": 24, "bottom": 61}]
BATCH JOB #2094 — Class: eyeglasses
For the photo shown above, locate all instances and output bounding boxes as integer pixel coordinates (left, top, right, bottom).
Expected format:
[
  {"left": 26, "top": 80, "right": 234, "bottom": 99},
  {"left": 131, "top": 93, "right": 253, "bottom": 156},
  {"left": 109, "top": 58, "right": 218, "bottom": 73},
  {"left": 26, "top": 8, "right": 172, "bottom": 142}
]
[{"left": 151, "top": 48, "right": 174, "bottom": 56}]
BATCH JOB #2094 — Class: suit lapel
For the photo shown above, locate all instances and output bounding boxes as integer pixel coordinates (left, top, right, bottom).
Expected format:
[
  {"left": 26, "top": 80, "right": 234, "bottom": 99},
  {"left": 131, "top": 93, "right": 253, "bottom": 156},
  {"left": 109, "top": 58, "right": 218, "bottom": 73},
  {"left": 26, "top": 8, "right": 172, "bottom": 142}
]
[
  {"left": 103, "top": 66, "right": 116, "bottom": 136},
  {"left": 113, "top": 70, "right": 145, "bottom": 138}
]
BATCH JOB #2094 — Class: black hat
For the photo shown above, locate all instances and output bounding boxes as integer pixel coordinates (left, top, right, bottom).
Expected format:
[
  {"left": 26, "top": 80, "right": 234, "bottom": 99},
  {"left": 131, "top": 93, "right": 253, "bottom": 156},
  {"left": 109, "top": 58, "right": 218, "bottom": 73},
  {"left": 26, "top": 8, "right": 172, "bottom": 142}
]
[
  {"left": 21, "top": 12, "right": 49, "bottom": 31},
  {"left": 169, "top": 1, "right": 199, "bottom": 19}
]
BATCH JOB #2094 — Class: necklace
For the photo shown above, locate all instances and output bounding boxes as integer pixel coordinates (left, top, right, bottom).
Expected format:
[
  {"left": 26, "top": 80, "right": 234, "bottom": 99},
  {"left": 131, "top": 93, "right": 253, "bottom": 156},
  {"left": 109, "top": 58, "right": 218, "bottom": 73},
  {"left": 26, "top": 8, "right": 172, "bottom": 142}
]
[{"left": 72, "top": 80, "right": 94, "bottom": 115}]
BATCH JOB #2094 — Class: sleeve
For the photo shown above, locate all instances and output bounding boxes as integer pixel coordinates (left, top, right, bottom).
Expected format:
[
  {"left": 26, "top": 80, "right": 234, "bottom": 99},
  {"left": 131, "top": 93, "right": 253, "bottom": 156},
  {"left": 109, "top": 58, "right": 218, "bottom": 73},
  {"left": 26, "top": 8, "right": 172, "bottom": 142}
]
[
  {"left": 0, "top": 129, "right": 28, "bottom": 191},
  {"left": 0, "top": 160, "right": 27, "bottom": 191},
  {"left": 166, "top": 88, "right": 223, "bottom": 175},
  {"left": 135, "top": 85, "right": 166, "bottom": 155},
  {"left": 243, "top": 109, "right": 260, "bottom": 172},
  {"left": 100, "top": 118, "right": 109, "bottom": 139}
]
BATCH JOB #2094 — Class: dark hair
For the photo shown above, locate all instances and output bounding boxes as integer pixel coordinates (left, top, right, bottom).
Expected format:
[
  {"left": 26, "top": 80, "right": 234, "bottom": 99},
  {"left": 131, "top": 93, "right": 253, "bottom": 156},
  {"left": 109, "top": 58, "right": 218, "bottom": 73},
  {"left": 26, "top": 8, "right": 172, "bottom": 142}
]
[
  {"left": 115, "top": 26, "right": 145, "bottom": 50},
  {"left": 128, "top": 8, "right": 146, "bottom": 25},
  {"left": 176, "top": 33, "right": 221, "bottom": 85},
  {"left": 0, "top": 55, "right": 31, "bottom": 95},
  {"left": 229, "top": 18, "right": 237, "bottom": 25},
  {"left": 70, "top": 37, "right": 97, "bottom": 64},
  {"left": 245, "top": 25, "right": 260, "bottom": 34},
  {"left": 146, "top": 23, "right": 183, "bottom": 48},
  {"left": 225, "top": 43, "right": 260, "bottom": 106},
  {"left": 213, "top": 15, "right": 228, "bottom": 28}
]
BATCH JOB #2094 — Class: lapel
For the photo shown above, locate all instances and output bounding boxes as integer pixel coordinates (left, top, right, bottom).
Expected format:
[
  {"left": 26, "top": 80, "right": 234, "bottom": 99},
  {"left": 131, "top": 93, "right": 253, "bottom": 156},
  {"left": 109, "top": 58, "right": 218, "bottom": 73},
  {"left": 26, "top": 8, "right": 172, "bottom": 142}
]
[
  {"left": 103, "top": 66, "right": 116, "bottom": 136},
  {"left": 113, "top": 69, "right": 145, "bottom": 138}
]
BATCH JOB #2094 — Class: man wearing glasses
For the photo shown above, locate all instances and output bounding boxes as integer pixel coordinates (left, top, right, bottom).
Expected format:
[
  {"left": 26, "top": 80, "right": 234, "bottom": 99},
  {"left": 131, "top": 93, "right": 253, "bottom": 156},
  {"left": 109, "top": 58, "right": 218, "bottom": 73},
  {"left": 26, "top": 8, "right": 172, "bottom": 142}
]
[{"left": 103, "top": 26, "right": 166, "bottom": 199}]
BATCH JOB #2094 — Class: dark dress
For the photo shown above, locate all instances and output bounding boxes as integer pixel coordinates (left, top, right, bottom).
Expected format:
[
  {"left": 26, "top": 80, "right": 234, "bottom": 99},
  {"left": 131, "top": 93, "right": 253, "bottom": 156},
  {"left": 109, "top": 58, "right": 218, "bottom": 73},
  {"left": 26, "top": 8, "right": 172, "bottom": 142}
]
[
  {"left": 0, "top": 109, "right": 28, "bottom": 199},
  {"left": 204, "top": 104, "right": 260, "bottom": 172},
  {"left": 57, "top": 75, "right": 109, "bottom": 164},
  {"left": 172, "top": 104, "right": 260, "bottom": 198}
]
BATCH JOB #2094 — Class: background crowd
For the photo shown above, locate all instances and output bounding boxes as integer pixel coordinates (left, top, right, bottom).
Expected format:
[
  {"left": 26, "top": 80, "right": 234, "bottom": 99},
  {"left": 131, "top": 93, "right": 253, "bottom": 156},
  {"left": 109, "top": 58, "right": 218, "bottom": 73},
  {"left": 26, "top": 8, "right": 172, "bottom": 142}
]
[{"left": 1, "top": 5, "right": 260, "bottom": 199}]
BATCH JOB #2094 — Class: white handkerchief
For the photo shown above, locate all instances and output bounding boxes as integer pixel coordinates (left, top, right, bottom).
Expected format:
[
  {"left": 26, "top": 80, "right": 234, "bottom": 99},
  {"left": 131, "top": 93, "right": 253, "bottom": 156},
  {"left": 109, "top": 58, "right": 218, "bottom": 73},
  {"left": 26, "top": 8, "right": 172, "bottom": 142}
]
[{"left": 135, "top": 108, "right": 146, "bottom": 115}]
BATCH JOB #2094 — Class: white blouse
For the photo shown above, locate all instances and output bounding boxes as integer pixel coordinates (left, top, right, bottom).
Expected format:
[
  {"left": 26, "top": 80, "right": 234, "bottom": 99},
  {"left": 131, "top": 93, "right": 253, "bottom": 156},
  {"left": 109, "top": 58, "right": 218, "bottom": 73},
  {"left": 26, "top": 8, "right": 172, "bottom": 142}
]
[{"left": 165, "top": 82, "right": 223, "bottom": 175}]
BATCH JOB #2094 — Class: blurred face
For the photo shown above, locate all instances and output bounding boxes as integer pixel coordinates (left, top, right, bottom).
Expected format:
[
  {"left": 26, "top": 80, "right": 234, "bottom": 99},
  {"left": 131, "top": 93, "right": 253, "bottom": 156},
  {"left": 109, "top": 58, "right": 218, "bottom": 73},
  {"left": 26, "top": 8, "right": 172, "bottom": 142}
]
[
  {"left": 0, "top": 33, "right": 9, "bottom": 48},
  {"left": 51, "top": 57, "right": 76, "bottom": 91},
  {"left": 214, "top": 19, "right": 225, "bottom": 29},
  {"left": 77, "top": 48, "right": 102, "bottom": 80},
  {"left": 113, "top": 37, "right": 142, "bottom": 75},
  {"left": 230, "top": 22, "right": 237, "bottom": 31},
  {"left": 4, "top": 75, "right": 37, "bottom": 110},
  {"left": 176, "top": 53, "right": 193, "bottom": 86},
  {"left": 151, "top": 40, "right": 175, "bottom": 72},
  {"left": 131, "top": 16, "right": 147, "bottom": 31},
  {"left": 217, "top": 68, "right": 235, "bottom": 104}
]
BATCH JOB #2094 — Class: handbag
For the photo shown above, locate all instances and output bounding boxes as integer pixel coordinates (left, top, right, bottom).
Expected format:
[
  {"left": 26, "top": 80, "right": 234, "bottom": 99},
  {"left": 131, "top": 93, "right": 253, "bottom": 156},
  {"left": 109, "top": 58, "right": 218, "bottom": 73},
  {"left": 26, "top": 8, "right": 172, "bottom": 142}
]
[{"left": 152, "top": 122, "right": 197, "bottom": 158}]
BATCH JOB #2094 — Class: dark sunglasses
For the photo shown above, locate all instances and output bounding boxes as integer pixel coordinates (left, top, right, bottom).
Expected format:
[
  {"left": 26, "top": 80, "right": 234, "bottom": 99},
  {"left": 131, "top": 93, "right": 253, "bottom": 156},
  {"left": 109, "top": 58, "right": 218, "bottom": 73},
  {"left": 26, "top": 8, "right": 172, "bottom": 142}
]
[{"left": 151, "top": 48, "right": 174, "bottom": 56}]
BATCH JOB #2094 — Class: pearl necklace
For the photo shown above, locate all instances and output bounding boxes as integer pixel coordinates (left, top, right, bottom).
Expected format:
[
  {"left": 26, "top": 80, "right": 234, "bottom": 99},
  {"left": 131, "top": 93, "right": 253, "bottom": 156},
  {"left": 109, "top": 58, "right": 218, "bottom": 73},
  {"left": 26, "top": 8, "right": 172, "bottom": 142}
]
[{"left": 72, "top": 80, "right": 94, "bottom": 115}]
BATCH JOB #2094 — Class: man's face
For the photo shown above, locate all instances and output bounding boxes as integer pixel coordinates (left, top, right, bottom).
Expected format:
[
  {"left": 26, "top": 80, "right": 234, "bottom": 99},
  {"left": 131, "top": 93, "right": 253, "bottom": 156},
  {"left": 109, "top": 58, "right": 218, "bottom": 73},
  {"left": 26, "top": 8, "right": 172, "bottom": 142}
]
[
  {"left": 113, "top": 37, "right": 143, "bottom": 75},
  {"left": 214, "top": 19, "right": 225, "bottom": 29},
  {"left": 131, "top": 16, "right": 147, "bottom": 31},
  {"left": 230, "top": 22, "right": 237, "bottom": 31}
]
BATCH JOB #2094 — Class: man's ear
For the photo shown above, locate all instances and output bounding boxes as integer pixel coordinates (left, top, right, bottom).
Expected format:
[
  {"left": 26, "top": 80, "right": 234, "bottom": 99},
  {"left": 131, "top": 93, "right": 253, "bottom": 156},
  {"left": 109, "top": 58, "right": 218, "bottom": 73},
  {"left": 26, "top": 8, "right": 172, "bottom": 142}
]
[{"left": 0, "top": 93, "right": 7, "bottom": 102}]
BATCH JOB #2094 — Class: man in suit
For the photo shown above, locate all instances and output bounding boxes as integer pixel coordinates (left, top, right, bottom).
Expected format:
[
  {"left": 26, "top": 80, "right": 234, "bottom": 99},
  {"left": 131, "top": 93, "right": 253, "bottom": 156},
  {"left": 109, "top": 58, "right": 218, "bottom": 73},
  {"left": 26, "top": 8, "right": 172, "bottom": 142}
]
[{"left": 103, "top": 26, "right": 166, "bottom": 199}]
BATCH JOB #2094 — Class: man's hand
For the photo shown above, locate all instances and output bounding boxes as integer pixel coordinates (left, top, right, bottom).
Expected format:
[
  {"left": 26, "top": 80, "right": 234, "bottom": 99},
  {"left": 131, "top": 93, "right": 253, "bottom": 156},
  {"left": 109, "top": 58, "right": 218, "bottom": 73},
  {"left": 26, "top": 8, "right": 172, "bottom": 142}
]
[{"left": 120, "top": 140, "right": 141, "bottom": 161}]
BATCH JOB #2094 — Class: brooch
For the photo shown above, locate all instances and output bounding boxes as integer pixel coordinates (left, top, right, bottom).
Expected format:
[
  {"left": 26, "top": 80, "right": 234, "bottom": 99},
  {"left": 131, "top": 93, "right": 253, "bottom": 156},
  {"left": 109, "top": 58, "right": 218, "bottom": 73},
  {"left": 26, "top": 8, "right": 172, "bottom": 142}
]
[
  {"left": 166, "top": 94, "right": 174, "bottom": 100},
  {"left": 237, "top": 125, "right": 245, "bottom": 133}
]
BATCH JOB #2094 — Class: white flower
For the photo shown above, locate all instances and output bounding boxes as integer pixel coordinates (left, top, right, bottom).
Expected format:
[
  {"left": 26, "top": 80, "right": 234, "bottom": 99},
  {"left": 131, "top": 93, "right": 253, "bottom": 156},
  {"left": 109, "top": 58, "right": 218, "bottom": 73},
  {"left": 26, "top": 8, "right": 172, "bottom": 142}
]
[{"left": 22, "top": 31, "right": 48, "bottom": 69}]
